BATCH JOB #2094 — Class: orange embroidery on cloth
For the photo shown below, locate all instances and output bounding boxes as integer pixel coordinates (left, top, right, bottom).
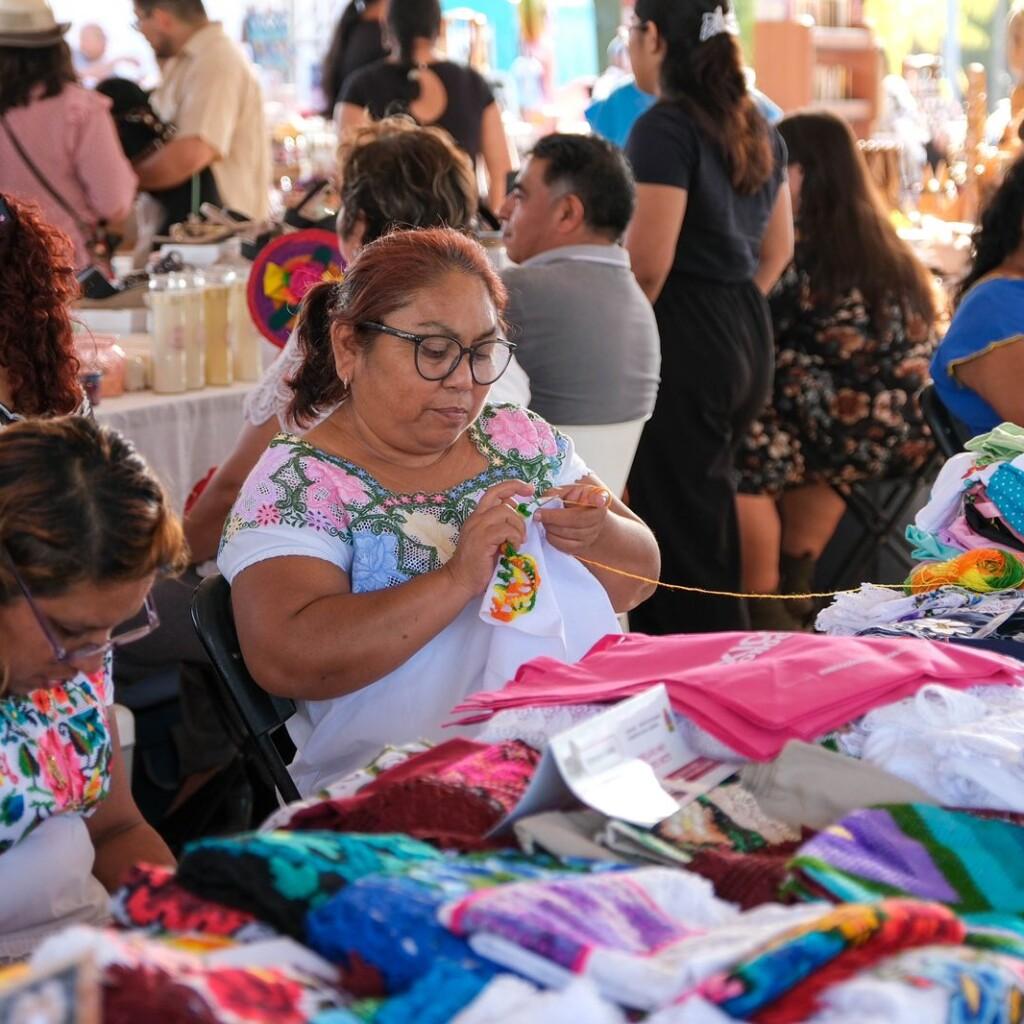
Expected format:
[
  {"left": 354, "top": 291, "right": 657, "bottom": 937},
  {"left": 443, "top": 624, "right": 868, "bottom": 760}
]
[{"left": 489, "top": 547, "right": 542, "bottom": 622}]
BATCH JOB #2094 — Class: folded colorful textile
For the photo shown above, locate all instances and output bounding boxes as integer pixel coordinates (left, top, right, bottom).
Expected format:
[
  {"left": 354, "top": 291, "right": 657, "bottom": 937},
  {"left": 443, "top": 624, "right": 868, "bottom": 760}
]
[
  {"left": 261, "top": 743, "right": 432, "bottom": 833},
  {"left": 702, "top": 899, "right": 964, "bottom": 1023},
  {"left": 175, "top": 832, "right": 441, "bottom": 938},
  {"left": 306, "top": 853, "right": 597, "bottom": 994},
  {"left": 786, "top": 805, "right": 1024, "bottom": 921},
  {"left": 808, "top": 944, "right": 1024, "bottom": 1024},
  {"left": 449, "top": 633, "right": 1024, "bottom": 761},
  {"left": 29, "top": 924, "right": 347, "bottom": 1024},
  {"left": 371, "top": 957, "right": 498, "bottom": 1024},
  {"left": 111, "top": 863, "right": 276, "bottom": 942},
  {"left": 284, "top": 740, "right": 540, "bottom": 850},
  {"left": 440, "top": 867, "right": 737, "bottom": 1009}
]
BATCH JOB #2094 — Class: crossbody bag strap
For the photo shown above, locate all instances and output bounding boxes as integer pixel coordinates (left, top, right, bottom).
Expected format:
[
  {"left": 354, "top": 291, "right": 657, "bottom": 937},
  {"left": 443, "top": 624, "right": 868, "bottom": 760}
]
[{"left": 0, "top": 114, "right": 94, "bottom": 236}]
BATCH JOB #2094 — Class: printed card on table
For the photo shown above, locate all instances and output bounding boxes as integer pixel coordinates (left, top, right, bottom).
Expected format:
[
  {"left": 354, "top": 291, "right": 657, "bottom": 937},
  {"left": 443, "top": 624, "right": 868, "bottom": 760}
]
[{"left": 489, "top": 685, "right": 733, "bottom": 835}]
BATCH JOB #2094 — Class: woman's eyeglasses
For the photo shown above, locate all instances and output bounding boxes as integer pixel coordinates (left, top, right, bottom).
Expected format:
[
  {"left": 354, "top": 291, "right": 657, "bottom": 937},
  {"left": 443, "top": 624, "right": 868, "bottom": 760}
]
[
  {"left": 360, "top": 321, "right": 517, "bottom": 385},
  {"left": 3, "top": 549, "right": 159, "bottom": 667}
]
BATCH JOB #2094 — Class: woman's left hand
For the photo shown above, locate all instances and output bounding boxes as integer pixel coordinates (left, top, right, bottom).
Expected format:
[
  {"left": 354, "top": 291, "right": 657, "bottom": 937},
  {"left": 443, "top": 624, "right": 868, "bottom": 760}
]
[{"left": 534, "top": 483, "right": 611, "bottom": 556}]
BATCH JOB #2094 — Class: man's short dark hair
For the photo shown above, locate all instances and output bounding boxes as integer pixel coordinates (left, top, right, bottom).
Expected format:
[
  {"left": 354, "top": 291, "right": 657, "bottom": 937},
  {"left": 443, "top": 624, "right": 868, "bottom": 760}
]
[
  {"left": 135, "top": 0, "right": 207, "bottom": 19},
  {"left": 530, "top": 133, "right": 636, "bottom": 240}
]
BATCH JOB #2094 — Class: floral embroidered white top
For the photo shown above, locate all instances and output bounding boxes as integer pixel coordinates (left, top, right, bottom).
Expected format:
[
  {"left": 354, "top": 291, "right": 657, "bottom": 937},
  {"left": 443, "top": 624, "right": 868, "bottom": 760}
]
[
  {"left": 0, "top": 664, "right": 115, "bottom": 957},
  {"left": 218, "top": 404, "right": 621, "bottom": 794}
]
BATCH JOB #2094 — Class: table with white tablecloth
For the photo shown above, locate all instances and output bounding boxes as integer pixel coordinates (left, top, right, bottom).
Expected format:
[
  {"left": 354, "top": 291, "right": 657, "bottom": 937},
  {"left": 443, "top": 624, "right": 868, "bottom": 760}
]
[{"left": 94, "top": 383, "right": 255, "bottom": 511}]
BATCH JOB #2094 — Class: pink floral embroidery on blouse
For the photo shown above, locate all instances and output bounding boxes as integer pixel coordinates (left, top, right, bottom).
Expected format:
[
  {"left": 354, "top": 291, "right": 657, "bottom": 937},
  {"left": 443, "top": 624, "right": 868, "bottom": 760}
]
[{"left": 484, "top": 407, "right": 558, "bottom": 459}]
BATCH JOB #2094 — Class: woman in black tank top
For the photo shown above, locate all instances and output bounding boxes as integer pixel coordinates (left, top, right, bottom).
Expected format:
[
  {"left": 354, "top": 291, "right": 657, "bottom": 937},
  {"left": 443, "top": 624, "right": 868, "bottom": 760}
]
[{"left": 337, "top": 0, "right": 511, "bottom": 212}]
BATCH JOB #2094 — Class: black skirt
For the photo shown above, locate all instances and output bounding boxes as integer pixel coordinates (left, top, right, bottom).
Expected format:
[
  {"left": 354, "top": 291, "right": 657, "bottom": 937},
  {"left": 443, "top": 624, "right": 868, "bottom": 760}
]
[{"left": 627, "top": 275, "right": 773, "bottom": 634}]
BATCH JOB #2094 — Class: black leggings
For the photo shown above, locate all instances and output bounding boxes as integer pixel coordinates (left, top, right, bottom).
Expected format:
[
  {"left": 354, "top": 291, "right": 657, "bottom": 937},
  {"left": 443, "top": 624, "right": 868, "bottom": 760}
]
[{"left": 627, "top": 277, "right": 773, "bottom": 634}]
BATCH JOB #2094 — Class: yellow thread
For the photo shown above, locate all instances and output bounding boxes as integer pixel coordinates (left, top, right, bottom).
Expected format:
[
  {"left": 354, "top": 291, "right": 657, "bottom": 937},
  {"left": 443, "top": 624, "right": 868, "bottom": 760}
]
[
  {"left": 574, "top": 557, "right": 907, "bottom": 600},
  {"left": 544, "top": 497, "right": 908, "bottom": 601}
]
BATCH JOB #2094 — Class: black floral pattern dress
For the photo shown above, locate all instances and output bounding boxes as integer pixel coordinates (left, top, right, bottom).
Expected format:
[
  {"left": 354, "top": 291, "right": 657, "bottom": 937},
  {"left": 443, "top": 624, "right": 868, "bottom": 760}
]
[{"left": 737, "top": 262, "right": 937, "bottom": 496}]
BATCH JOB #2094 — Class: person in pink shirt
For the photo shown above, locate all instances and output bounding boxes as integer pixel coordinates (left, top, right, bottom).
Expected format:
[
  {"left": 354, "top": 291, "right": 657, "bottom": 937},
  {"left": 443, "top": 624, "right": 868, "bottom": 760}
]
[{"left": 0, "top": 0, "right": 136, "bottom": 270}]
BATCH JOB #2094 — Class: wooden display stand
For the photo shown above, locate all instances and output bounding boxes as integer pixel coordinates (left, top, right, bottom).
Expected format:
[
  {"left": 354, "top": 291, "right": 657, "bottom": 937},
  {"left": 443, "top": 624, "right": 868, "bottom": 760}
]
[{"left": 754, "top": 1, "right": 882, "bottom": 138}]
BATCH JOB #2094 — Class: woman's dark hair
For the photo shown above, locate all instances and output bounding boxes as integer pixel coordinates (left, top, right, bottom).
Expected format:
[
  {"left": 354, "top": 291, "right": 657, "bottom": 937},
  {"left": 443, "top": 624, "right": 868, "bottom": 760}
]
[
  {"left": 335, "top": 115, "right": 477, "bottom": 243},
  {"left": 322, "top": 0, "right": 383, "bottom": 114},
  {"left": 633, "top": 0, "right": 772, "bottom": 194},
  {"left": 0, "top": 195, "right": 83, "bottom": 417},
  {"left": 956, "top": 152, "right": 1024, "bottom": 307},
  {"left": 0, "top": 416, "right": 188, "bottom": 603},
  {"left": 288, "top": 228, "right": 506, "bottom": 428},
  {"left": 387, "top": 0, "right": 442, "bottom": 65},
  {"left": 0, "top": 42, "right": 76, "bottom": 115},
  {"left": 780, "top": 112, "right": 936, "bottom": 324}
]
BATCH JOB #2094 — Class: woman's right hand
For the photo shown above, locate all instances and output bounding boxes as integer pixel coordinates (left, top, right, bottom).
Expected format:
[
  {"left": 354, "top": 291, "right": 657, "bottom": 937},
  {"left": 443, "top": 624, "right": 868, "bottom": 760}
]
[{"left": 444, "top": 479, "right": 534, "bottom": 597}]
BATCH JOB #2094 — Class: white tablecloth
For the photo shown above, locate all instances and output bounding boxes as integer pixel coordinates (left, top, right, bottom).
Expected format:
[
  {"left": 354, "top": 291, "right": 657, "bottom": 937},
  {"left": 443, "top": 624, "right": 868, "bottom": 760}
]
[{"left": 94, "top": 383, "right": 255, "bottom": 511}]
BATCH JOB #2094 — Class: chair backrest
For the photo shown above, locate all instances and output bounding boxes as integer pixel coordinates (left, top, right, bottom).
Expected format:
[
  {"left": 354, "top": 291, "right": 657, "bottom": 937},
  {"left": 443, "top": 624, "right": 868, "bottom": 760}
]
[
  {"left": 190, "top": 573, "right": 300, "bottom": 804},
  {"left": 553, "top": 417, "right": 648, "bottom": 497},
  {"left": 920, "top": 384, "right": 968, "bottom": 461}
]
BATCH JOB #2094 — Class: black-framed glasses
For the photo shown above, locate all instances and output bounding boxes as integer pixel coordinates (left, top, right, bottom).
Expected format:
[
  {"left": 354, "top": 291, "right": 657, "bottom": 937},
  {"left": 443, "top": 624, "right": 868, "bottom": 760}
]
[
  {"left": 360, "top": 321, "right": 517, "bottom": 385},
  {"left": 3, "top": 550, "right": 159, "bottom": 666}
]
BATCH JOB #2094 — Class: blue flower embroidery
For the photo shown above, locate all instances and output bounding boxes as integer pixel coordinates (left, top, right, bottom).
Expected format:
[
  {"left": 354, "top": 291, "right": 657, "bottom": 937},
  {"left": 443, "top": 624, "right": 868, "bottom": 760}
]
[{"left": 351, "top": 532, "right": 409, "bottom": 593}]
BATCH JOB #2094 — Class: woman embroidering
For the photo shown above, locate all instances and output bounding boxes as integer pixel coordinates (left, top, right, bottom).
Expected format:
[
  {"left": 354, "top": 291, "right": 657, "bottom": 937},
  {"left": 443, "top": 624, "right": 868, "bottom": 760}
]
[{"left": 218, "top": 227, "right": 660, "bottom": 795}]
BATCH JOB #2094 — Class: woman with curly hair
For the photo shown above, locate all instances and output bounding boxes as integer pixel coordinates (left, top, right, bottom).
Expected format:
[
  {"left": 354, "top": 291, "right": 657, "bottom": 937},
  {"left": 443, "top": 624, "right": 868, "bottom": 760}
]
[
  {"left": 0, "top": 193, "right": 86, "bottom": 421},
  {"left": 735, "top": 112, "right": 936, "bottom": 629},
  {"left": 932, "top": 152, "right": 1024, "bottom": 436}
]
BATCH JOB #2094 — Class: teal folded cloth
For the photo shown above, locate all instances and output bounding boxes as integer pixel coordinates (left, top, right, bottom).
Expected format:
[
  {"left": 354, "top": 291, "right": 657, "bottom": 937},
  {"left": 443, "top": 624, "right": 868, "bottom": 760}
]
[
  {"left": 786, "top": 805, "right": 1024, "bottom": 926},
  {"left": 176, "top": 831, "right": 442, "bottom": 938}
]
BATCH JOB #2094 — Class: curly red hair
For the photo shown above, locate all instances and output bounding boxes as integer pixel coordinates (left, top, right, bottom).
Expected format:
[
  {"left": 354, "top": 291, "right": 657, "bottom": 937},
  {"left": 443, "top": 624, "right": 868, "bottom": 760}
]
[{"left": 0, "top": 195, "right": 82, "bottom": 416}]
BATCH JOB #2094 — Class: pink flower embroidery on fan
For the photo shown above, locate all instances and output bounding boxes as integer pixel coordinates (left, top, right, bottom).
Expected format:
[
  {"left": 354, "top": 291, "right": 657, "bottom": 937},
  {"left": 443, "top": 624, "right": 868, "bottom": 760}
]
[
  {"left": 255, "top": 504, "right": 281, "bottom": 527},
  {"left": 486, "top": 407, "right": 555, "bottom": 459},
  {"left": 37, "top": 729, "right": 85, "bottom": 809},
  {"left": 288, "top": 263, "right": 325, "bottom": 304}
]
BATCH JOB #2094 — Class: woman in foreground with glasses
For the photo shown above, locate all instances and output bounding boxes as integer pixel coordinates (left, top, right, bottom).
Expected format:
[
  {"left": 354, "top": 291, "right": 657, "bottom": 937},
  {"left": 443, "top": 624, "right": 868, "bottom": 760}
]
[
  {"left": 0, "top": 416, "right": 187, "bottom": 959},
  {"left": 219, "top": 227, "right": 660, "bottom": 795}
]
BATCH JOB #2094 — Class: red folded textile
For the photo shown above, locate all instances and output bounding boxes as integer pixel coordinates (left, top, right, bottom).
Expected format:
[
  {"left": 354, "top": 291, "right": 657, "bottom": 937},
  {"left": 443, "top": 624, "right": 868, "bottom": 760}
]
[
  {"left": 450, "top": 632, "right": 1024, "bottom": 761},
  {"left": 285, "top": 739, "right": 540, "bottom": 850}
]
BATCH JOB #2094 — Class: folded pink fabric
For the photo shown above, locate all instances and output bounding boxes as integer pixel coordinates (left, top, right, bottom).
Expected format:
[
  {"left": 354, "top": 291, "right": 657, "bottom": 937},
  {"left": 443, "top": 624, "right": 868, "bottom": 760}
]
[{"left": 449, "top": 632, "right": 1024, "bottom": 761}]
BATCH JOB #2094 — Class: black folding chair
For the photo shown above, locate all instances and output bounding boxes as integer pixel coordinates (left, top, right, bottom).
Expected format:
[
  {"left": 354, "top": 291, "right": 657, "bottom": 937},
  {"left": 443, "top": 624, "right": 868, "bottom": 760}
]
[
  {"left": 920, "top": 383, "right": 972, "bottom": 460},
  {"left": 190, "top": 574, "right": 300, "bottom": 806}
]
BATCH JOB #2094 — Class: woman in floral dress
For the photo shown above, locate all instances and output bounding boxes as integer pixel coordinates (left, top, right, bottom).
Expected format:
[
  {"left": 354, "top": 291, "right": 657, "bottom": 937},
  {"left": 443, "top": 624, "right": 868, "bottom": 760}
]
[
  {"left": 735, "top": 112, "right": 937, "bottom": 628},
  {"left": 218, "top": 228, "right": 661, "bottom": 795},
  {"left": 0, "top": 417, "right": 188, "bottom": 959}
]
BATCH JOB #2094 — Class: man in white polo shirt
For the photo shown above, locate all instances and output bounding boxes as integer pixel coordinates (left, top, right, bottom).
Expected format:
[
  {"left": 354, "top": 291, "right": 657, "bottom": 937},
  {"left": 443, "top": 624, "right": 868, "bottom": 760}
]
[
  {"left": 132, "top": 0, "right": 270, "bottom": 220},
  {"left": 498, "top": 133, "right": 660, "bottom": 427}
]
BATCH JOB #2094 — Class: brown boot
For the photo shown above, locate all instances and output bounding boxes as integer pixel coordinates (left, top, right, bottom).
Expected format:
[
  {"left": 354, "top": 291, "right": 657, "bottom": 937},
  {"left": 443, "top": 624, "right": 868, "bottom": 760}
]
[
  {"left": 780, "top": 552, "right": 817, "bottom": 623},
  {"left": 748, "top": 596, "right": 805, "bottom": 632}
]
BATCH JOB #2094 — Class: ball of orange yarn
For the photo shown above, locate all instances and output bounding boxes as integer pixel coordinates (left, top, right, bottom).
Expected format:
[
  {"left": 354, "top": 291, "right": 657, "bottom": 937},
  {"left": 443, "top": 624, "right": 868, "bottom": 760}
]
[{"left": 907, "top": 548, "right": 1024, "bottom": 595}]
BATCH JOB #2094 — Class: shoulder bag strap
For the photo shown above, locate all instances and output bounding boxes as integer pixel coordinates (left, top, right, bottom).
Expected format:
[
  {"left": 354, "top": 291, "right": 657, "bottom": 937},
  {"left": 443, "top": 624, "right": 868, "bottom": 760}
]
[{"left": 0, "top": 114, "right": 93, "bottom": 237}]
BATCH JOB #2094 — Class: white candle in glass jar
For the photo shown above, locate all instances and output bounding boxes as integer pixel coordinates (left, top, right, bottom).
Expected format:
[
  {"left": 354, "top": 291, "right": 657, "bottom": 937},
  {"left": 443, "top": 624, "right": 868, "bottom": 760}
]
[{"left": 147, "top": 275, "right": 188, "bottom": 394}]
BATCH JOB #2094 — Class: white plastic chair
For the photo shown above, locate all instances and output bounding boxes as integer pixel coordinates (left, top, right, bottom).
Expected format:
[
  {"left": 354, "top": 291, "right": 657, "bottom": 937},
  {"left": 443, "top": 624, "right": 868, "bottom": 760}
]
[
  {"left": 113, "top": 703, "right": 136, "bottom": 780},
  {"left": 554, "top": 417, "right": 648, "bottom": 498}
]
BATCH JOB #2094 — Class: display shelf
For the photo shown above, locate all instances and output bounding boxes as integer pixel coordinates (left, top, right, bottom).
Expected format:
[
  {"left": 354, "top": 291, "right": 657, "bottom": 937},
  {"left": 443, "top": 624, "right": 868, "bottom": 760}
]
[{"left": 754, "top": 15, "right": 882, "bottom": 138}]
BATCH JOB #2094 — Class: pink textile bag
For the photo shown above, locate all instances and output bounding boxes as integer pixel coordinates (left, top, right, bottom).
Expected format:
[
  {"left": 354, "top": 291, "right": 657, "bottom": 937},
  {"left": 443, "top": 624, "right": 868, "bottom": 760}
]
[{"left": 450, "top": 632, "right": 1024, "bottom": 761}]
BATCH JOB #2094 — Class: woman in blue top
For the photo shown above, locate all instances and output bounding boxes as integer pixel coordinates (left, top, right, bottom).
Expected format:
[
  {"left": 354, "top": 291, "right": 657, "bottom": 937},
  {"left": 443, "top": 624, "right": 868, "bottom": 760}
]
[{"left": 933, "top": 154, "right": 1024, "bottom": 435}]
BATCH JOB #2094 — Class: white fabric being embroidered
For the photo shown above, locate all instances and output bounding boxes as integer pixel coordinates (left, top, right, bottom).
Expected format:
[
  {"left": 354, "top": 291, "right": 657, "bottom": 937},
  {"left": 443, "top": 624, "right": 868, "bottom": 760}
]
[
  {"left": 452, "top": 975, "right": 626, "bottom": 1024},
  {"left": 479, "top": 515, "right": 563, "bottom": 638},
  {"left": 699, "top": 5, "right": 739, "bottom": 42},
  {"left": 838, "top": 683, "right": 1024, "bottom": 811},
  {"left": 814, "top": 584, "right": 1020, "bottom": 637},
  {"left": 243, "top": 329, "right": 532, "bottom": 432}
]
